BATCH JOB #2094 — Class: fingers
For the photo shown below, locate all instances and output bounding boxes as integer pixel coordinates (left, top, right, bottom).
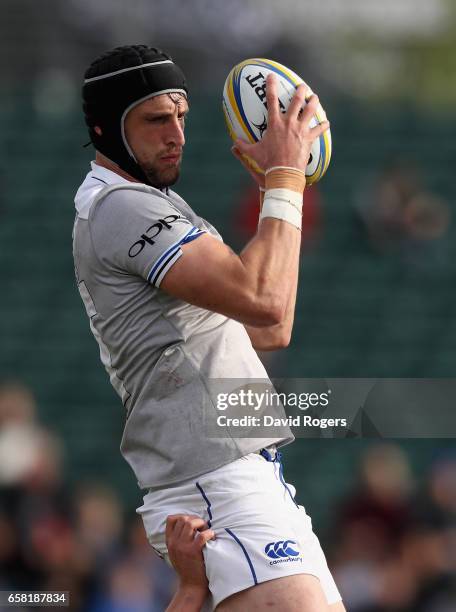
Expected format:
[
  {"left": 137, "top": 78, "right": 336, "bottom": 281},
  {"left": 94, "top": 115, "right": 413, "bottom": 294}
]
[
  {"left": 231, "top": 146, "right": 241, "bottom": 160},
  {"left": 265, "top": 73, "right": 280, "bottom": 125},
  {"left": 310, "top": 120, "right": 330, "bottom": 140},
  {"left": 294, "top": 94, "right": 330, "bottom": 142},
  {"left": 166, "top": 514, "right": 192, "bottom": 539},
  {"left": 232, "top": 145, "right": 247, "bottom": 162},
  {"left": 232, "top": 145, "right": 266, "bottom": 188},
  {"left": 280, "top": 88, "right": 328, "bottom": 139},
  {"left": 287, "top": 83, "right": 307, "bottom": 120},
  {"left": 180, "top": 517, "right": 208, "bottom": 539},
  {"left": 233, "top": 138, "right": 254, "bottom": 156},
  {"left": 166, "top": 514, "right": 181, "bottom": 540},
  {"left": 166, "top": 514, "right": 211, "bottom": 541},
  {"left": 297, "top": 93, "right": 320, "bottom": 127},
  {"left": 195, "top": 529, "right": 216, "bottom": 548}
]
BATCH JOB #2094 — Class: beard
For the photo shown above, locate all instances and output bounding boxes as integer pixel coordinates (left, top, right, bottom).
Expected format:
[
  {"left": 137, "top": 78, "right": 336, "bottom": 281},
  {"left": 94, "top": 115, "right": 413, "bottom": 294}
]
[{"left": 139, "top": 158, "right": 182, "bottom": 189}]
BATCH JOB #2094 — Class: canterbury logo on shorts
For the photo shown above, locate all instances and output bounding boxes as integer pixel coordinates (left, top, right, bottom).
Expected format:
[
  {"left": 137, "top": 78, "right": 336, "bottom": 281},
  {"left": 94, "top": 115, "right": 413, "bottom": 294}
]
[{"left": 264, "top": 540, "right": 300, "bottom": 560}]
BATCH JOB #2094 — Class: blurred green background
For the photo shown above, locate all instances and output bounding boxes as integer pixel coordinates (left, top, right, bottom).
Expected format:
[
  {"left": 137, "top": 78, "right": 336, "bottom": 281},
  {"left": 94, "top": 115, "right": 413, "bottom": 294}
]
[{"left": 0, "top": 1, "right": 455, "bottom": 610}]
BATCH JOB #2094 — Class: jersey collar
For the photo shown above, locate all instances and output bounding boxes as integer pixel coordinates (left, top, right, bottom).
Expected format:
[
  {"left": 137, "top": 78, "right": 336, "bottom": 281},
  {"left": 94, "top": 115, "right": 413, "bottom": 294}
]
[{"left": 74, "top": 161, "right": 132, "bottom": 219}]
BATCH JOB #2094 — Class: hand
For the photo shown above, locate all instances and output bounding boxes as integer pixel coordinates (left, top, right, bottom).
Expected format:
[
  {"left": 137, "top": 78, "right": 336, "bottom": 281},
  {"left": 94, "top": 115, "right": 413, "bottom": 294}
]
[
  {"left": 231, "top": 144, "right": 265, "bottom": 189},
  {"left": 234, "top": 74, "right": 330, "bottom": 174},
  {"left": 166, "top": 514, "right": 215, "bottom": 592}
]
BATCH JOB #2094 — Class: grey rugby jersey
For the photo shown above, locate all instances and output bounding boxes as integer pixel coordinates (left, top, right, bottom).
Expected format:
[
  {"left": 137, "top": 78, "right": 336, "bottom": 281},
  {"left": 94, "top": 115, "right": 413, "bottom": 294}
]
[{"left": 73, "top": 163, "right": 293, "bottom": 489}]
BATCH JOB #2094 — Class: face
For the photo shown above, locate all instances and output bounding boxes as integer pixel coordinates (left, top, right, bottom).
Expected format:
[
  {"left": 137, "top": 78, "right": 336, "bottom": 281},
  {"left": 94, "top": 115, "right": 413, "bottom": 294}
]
[{"left": 123, "top": 92, "right": 188, "bottom": 188}]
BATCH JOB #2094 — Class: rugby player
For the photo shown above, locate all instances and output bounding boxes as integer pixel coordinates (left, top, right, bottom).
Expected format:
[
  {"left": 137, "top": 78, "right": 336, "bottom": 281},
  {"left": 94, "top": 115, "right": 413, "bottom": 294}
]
[{"left": 73, "top": 45, "right": 344, "bottom": 611}]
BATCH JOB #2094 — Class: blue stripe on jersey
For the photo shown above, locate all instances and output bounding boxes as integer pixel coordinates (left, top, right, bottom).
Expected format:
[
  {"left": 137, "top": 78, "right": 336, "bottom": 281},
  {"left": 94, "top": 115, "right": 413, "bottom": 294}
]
[
  {"left": 91, "top": 175, "right": 108, "bottom": 185},
  {"left": 225, "top": 528, "right": 258, "bottom": 585},
  {"left": 147, "top": 226, "right": 202, "bottom": 285},
  {"left": 182, "top": 230, "right": 205, "bottom": 244},
  {"left": 151, "top": 249, "right": 182, "bottom": 287},
  {"left": 196, "top": 481, "right": 213, "bottom": 528}
]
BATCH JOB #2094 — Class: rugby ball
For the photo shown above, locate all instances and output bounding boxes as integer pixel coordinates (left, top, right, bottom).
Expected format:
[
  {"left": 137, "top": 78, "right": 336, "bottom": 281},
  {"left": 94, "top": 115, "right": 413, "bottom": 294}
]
[{"left": 222, "top": 58, "right": 331, "bottom": 184}]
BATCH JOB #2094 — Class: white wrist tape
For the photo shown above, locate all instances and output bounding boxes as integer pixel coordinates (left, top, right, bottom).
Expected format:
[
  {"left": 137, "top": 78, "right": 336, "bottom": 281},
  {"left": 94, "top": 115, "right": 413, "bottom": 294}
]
[{"left": 260, "top": 188, "right": 303, "bottom": 230}]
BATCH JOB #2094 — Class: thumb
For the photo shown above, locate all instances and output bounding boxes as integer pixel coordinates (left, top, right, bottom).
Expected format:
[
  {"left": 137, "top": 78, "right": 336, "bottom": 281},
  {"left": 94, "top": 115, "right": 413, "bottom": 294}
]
[
  {"left": 234, "top": 138, "right": 252, "bottom": 156},
  {"left": 196, "top": 529, "right": 216, "bottom": 548},
  {"left": 231, "top": 146, "right": 242, "bottom": 161}
]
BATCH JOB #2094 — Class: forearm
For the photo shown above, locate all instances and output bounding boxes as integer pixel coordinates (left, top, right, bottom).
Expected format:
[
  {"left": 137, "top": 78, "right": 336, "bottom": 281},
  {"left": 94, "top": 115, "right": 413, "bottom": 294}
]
[
  {"left": 239, "top": 216, "right": 301, "bottom": 321},
  {"left": 244, "top": 233, "right": 300, "bottom": 350},
  {"left": 207, "top": 79, "right": 328, "bottom": 328},
  {"left": 238, "top": 168, "right": 305, "bottom": 325},
  {"left": 166, "top": 584, "right": 208, "bottom": 612}
]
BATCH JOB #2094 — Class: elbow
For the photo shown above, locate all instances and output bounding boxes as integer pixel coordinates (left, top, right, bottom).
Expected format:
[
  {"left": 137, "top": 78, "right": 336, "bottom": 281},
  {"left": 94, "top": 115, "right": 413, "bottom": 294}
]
[
  {"left": 256, "top": 296, "right": 285, "bottom": 327},
  {"left": 239, "top": 288, "right": 286, "bottom": 327},
  {"left": 275, "top": 329, "right": 292, "bottom": 349},
  {"left": 268, "top": 328, "right": 292, "bottom": 350},
  {"left": 252, "top": 327, "right": 292, "bottom": 351}
]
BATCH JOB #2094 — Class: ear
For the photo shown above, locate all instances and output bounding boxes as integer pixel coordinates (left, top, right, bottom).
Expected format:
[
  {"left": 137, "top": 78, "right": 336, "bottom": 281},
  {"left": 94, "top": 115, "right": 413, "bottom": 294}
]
[{"left": 94, "top": 126, "right": 102, "bottom": 136}]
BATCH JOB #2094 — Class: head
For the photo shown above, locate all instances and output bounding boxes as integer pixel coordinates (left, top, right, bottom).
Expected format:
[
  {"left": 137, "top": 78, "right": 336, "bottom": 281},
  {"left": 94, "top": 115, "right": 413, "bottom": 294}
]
[
  {"left": 82, "top": 45, "right": 188, "bottom": 187},
  {"left": 122, "top": 90, "right": 188, "bottom": 187}
]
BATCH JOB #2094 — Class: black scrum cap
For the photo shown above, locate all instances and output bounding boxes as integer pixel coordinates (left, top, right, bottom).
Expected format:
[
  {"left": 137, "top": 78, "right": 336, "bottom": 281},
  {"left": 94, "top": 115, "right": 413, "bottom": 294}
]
[{"left": 82, "top": 45, "right": 187, "bottom": 183}]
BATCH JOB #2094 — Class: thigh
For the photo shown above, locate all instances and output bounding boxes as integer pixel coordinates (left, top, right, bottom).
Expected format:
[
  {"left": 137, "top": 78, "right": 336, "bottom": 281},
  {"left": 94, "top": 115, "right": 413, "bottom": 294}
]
[
  {"left": 203, "top": 519, "right": 341, "bottom": 610},
  {"left": 140, "top": 452, "right": 343, "bottom": 610},
  {"left": 198, "top": 456, "right": 341, "bottom": 609},
  {"left": 215, "top": 574, "right": 328, "bottom": 612}
]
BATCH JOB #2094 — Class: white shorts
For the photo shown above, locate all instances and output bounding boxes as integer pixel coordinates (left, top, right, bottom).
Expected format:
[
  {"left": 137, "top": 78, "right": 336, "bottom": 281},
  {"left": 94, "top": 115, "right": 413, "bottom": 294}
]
[{"left": 137, "top": 449, "right": 341, "bottom": 610}]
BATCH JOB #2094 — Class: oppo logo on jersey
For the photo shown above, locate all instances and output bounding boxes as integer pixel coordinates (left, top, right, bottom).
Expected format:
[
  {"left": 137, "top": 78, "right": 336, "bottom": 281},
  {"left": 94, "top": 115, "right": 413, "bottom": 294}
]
[{"left": 128, "top": 214, "right": 181, "bottom": 257}]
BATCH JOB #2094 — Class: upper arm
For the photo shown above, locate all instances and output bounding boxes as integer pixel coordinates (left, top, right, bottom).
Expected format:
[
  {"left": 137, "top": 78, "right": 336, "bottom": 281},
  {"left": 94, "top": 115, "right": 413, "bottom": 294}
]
[
  {"left": 160, "top": 233, "right": 279, "bottom": 326},
  {"left": 89, "top": 189, "right": 280, "bottom": 326},
  {"left": 89, "top": 189, "right": 205, "bottom": 287}
]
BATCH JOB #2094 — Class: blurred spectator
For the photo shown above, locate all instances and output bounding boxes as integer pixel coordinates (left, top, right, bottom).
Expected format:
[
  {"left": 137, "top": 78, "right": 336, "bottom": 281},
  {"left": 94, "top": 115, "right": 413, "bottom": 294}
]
[
  {"left": 89, "top": 516, "right": 175, "bottom": 612},
  {"left": 339, "top": 443, "right": 414, "bottom": 543},
  {"left": 74, "top": 484, "right": 123, "bottom": 568},
  {"left": 332, "top": 443, "right": 414, "bottom": 609},
  {"left": 416, "top": 452, "right": 456, "bottom": 531},
  {"left": 0, "top": 382, "right": 71, "bottom": 592},
  {"left": 412, "top": 452, "right": 456, "bottom": 590},
  {"left": 332, "top": 443, "right": 456, "bottom": 611},
  {"left": 0, "top": 381, "right": 177, "bottom": 610},
  {"left": 354, "top": 159, "right": 450, "bottom": 264},
  {"left": 2, "top": 385, "right": 455, "bottom": 610},
  {"left": 0, "top": 381, "right": 36, "bottom": 426}
]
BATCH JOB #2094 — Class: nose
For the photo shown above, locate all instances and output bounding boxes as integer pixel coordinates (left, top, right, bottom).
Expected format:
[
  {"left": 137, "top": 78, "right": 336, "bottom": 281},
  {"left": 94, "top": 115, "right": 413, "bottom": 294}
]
[{"left": 165, "top": 117, "right": 185, "bottom": 148}]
